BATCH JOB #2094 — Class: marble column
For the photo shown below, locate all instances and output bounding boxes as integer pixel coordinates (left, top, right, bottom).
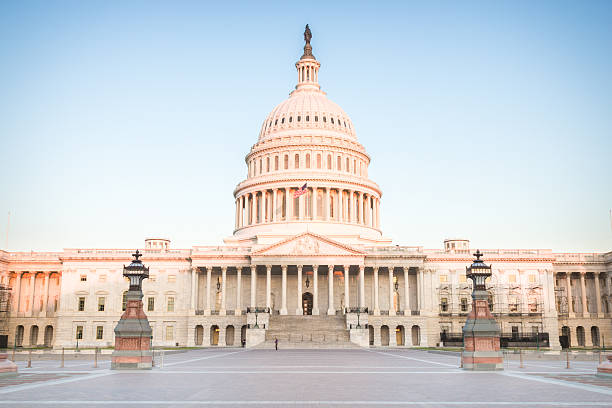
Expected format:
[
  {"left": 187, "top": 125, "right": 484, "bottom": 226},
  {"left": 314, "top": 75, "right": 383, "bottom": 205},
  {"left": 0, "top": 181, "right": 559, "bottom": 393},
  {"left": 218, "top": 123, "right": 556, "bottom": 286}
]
[
  {"left": 358, "top": 192, "right": 363, "bottom": 224},
  {"left": 359, "top": 265, "right": 365, "bottom": 308},
  {"left": 344, "top": 265, "right": 350, "bottom": 313},
  {"left": 235, "top": 267, "right": 242, "bottom": 315},
  {"left": 261, "top": 190, "right": 266, "bottom": 223},
  {"left": 580, "top": 272, "right": 588, "bottom": 315},
  {"left": 566, "top": 273, "right": 574, "bottom": 315},
  {"left": 205, "top": 267, "right": 212, "bottom": 315},
  {"left": 28, "top": 273, "right": 36, "bottom": 313},
  {"left": 250, "top": 266, "right": 257, "bottom": 308},
  {"left": 281, "top": 265, "right": 288, "bottom": 315},
  {"left": 272, "top": 189, "right": 278, "bottom": 222},
  {"left": 348, "top": 190, "right": 354, "bottom": 223},
  {"left": 338, "top": 190, "right": 343, "bottom": 222},
  {"left": 325, "top": 188, "right": 330, "bottom": 220},
  {"left": 595, "top": 272, "right": 602, "bottom": 317},
  {"left": 220, "top": 267, "right": 227, "bottom": 315},
  {"left": 327, "top": 265, "right": 335, "bottom": 315},
  {"left": 266, "top": 265, "right": 272, "bottom": 310},
  {"left": 418, "top": 268, "right": 424, "bottom": 313},
  {"left": 388, "top": 267, "right": 395, "bottom": 316},
  {"left": 296, "top": 265, "right": 303, "bottom": 315},
  {"left": 373, "top": 267, "right": 380, "bottom": 315},
  {"left": 313, "top": 265, "right": 319, "bottom": 315},
  {"left": 287, "top": 188, "right": 293, "bottom": 220},
  {"left": 312, "top": 186, "right": 317, "bottom": 220},
  {"left": 190, "top": 267, "right": 197, "bottom": 310},
  {"left": 403, "top": 267, "right": 410, "bottom": 315},
  {"left": 13, "top": 273, "right": 22, "bottom": 312},
  {"left": 41, "top": 273, "right": 50, "bottom": 313}
]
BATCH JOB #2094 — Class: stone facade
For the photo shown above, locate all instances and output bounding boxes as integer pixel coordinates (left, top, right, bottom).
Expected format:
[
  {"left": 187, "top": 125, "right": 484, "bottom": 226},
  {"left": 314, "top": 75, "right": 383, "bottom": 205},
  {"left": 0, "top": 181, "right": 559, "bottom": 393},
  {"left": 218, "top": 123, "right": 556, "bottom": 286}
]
[{"left": 0, "top": 28, "right": 610, "bottom": 351}]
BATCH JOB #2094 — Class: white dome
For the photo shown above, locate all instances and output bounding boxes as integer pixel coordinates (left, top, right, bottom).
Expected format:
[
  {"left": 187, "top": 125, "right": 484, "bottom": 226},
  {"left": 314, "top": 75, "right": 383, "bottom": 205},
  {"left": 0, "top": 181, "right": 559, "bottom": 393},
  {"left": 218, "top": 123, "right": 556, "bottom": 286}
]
[{"left": 258, "top": 89, "right": 356, "bottom": 141}]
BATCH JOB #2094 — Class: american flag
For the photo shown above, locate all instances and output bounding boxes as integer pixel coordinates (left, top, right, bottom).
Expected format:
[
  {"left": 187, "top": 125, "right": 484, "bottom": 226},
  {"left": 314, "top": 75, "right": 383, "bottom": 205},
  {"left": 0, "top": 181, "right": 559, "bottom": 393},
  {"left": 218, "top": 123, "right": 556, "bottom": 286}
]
[{"left": 293, "top": 183, "right": 308, "bottom": 198}]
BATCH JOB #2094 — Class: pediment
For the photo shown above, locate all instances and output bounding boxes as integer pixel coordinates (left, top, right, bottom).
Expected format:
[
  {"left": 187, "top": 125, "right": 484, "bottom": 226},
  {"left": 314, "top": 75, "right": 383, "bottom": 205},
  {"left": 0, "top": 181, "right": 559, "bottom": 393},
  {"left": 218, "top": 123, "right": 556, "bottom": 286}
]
[{"left": 253, "top": 233, "right": 365, "bottom": 257}]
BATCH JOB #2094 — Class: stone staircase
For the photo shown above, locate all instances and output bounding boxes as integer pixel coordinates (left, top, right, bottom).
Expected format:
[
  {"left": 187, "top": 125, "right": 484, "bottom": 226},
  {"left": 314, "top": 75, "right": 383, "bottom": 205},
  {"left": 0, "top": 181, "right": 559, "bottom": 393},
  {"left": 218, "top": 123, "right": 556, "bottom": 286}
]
[{"left": 257, "top": 315, "right": 358, "bottom": 349}]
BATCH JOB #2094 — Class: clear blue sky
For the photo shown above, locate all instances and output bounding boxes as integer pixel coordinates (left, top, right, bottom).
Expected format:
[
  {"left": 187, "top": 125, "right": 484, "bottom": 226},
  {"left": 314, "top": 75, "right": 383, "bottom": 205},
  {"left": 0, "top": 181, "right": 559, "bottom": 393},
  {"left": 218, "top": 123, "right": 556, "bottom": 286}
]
[{"left": 1, "top": 1, "right": 611, "bottom": 253}]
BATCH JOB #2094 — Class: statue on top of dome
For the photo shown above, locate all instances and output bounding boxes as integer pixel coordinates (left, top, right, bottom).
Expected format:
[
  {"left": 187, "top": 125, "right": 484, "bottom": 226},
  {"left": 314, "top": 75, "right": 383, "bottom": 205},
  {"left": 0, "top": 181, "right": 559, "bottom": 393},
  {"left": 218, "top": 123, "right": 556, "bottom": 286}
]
[{"left": 304, "top": 24, "right": 312, "bottom": 45}]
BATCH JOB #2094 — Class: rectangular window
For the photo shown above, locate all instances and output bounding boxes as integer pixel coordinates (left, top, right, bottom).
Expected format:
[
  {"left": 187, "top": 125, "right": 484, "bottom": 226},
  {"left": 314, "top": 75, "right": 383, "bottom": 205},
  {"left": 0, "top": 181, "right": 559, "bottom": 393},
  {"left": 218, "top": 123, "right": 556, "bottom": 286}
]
[
  {"left": 528, "top": 275, "right": 536, "bottom": 283},
  {"left": 439, "top": 275, "right": 448, "bottom": 283},
  {"left": 459, "top": 274, "right": 467, "bottom": 283},
  {"left": 78, "top": 297, "right": 85, "bottom": 311},
  {"left": 166, "top": 325, "right": 174, "bottom": 341},
  {"left": 97, "top": 297, "right": 105, "bottom": 312},
  {"left": 96, "top": 326, "right": 103, "bottom": 340},
  {"left": 76, "top": 326, "right": 83, "bottom": 340},
  {"left": 147, "top": 297, "right": 155, "bottom": 312},
  {"left": 168, "top": 275, "right": 176, "bottom": 283},
  {"left": 440, "top": 298, "right": 448, "bottom": 312},
  {"left": 167, "top": 297, "right": 175, "bottom": 312},
  {"left": 460, "top": 298, "right": 468, "bottom": 312},
  {"left": 80, "top": 275, "right": 87, "bottom": 282}
]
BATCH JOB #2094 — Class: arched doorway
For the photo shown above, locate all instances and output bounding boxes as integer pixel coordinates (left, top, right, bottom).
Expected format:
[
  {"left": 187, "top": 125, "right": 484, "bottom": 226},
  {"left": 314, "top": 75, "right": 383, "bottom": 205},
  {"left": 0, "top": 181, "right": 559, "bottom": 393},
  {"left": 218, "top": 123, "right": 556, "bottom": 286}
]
[
  {"left": 241, "top": 325, "right": 247, "bottom": 347},
  {"left": 15, "top": 325, "right": 24, "bottom": 347},
  {"left": 381, "top": 325, "right": 390, "bottom": 346},
  {"left": 44, "top": 326, "right": 53, "bottom": 347},
  {"left": 591, "top": 326, "right": 600, "bottom": 347},
  {"left": 368, "top": 325, "right": 374, "bottom": 346},
  {"left": 30, "top": 325, "right": 39, "bottom": 346},
  {"left": 302, "top": 292, "right": 313, "bottom": 315},
  {"left": 210, "top": 325, "right": 219, "bottom": 346},
  {"left": 411, "top": 325, "right": 420, "bottom": 346},
  {"left": 576, "top": 326, "right": 585, "bottom": 347},
  {"left": 396, "top": 325, "right": 405, "bottom": 346},
  {"left": 226, "top": 325, "right": 235, "bottom": 346},
  {"left": 195, "top": 325, "right": 204, "bottom": 346},
  {"left": 560, "top": 326, "right": 571, "bottom": 349}
]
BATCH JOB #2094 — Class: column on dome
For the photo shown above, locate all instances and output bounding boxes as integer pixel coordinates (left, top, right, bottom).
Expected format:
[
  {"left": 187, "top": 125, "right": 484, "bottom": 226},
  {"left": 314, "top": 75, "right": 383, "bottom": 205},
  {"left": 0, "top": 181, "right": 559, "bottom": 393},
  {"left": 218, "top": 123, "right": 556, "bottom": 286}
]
[
  {"left": 373, "top": 267, "right": 380, "bottom": 315},
  {"left": 337, "top": 189, "right": 343, "bottom": 222},
  {"left": 235, "top": 199, "right": 239, "bottom": 229},
  {"left": 388, "top": 267, "right": 395, "bottom": 316},
  {"left": 299, "top": 189, "right": 305, "bottom": 220},
  {"left": 220, "top": 266, "right": 227, "bottom": 315},
  {"left": 348, "top": 190, "right": 354, "bottom": 223},
  {"left": 261, "top": 190, "right": 266, "bottom": 223},
  {"left": 344, "top": 265, "right": 350, "bottom": 313},
  {"left": 296, "top": 265, "right": 303, "bottom": 315},
  {"left": 358, "top": 192, "right": 363, "bottom": 224},
  {"left": 313, "top": 265, "right": 319, "bottom": 315},
  {"left": 325, "top": 188, "right": 330, "bottom": 220},
  {"left": 327, "top": 265, "right": 335, "bottom": 315},
  {"left": 281, "top": 265, "right": 288, "bottom": 315},
  {"left": 272, "top": 189, "right": 277, "bottom": 222},
  {"left": 376, "top": 198, "right": 381, "bottom": 229},
  {"left": 235, "top": 267, "right": 242, "bottom": 315},
  {"left": 286, "top": 187, "right": 293, "bottom": 221}
]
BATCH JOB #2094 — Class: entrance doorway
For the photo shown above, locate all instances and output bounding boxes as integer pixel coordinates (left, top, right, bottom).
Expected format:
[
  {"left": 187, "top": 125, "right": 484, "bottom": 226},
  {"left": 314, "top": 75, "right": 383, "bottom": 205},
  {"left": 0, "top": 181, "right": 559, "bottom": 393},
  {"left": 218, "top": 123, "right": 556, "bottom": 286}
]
[{"left": 302, "top": 292, "right": 313, "bottom": 315}]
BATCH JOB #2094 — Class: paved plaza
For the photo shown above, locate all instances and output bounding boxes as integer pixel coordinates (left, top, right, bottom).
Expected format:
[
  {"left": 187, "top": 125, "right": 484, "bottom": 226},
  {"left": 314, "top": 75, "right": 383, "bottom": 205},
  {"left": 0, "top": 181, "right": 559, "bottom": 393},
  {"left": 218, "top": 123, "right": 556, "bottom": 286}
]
[{"left": 0, "top": 349, "right": 611, "bottom": 407}]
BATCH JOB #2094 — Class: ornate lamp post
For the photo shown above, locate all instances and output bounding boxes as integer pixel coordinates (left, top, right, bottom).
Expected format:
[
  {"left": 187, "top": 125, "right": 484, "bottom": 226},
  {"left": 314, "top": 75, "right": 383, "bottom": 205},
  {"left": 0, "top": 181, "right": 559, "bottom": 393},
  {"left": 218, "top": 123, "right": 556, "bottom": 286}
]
[
  {"left": 461, "top": 250, "right": 503, "bottom": 371},
  {"left": 111, "top": 250, "right": 153, "bottom": 370}
]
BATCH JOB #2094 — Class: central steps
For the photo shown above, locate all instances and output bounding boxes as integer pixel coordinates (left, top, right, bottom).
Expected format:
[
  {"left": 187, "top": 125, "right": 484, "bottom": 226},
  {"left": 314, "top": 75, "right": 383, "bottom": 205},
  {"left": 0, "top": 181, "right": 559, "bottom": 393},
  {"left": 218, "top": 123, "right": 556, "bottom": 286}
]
[{"left": 257, "top": 315, "right": 358, "bottom": 349}]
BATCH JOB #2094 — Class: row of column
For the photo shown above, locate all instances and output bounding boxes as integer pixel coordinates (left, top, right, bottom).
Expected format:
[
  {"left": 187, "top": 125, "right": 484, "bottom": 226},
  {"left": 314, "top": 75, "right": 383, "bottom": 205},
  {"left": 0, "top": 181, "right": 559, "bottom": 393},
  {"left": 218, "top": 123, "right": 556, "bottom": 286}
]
[
  {"left": 191, "top": 265, "right": 424, "bottom": 316},
  {"left": 561, "top": 271, "right": 609, "bottom": 317},
  {"left": 235, "top": 187, "right": 381, "bottom": 230},
  {"left": 3, "top": 272, "right": 57, "bottom": 314}
]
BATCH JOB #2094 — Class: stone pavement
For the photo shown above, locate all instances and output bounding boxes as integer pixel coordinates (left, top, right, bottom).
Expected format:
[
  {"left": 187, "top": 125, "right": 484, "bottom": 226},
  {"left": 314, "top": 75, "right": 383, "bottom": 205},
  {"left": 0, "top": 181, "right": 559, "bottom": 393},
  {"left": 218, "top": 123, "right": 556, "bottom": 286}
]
[{"left": 0, "top": 348, "right": 611, "bottom": 407}]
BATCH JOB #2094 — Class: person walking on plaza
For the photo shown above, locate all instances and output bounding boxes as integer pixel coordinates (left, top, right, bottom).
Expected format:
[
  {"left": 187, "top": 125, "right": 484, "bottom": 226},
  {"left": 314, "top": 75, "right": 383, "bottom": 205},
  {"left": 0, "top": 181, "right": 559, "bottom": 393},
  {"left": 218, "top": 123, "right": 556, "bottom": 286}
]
[{"left": 274, "top": 337, "right": 278, "bottom": 350}]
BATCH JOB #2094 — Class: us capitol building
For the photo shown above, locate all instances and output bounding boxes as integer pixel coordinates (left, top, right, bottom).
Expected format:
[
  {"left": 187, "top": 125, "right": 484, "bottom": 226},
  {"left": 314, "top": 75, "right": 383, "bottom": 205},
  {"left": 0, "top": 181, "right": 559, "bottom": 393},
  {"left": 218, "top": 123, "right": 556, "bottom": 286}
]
[{"left": 1, "top": 27, "right": 610, "bottom": 351}]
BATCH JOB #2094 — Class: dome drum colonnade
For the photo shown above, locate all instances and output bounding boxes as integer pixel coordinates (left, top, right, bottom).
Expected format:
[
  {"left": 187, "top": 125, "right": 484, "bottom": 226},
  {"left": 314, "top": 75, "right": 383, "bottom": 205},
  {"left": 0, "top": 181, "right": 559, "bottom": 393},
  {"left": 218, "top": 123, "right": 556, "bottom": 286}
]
[{"left": 232, "top": 25, "right": 382, "bottom": 239}]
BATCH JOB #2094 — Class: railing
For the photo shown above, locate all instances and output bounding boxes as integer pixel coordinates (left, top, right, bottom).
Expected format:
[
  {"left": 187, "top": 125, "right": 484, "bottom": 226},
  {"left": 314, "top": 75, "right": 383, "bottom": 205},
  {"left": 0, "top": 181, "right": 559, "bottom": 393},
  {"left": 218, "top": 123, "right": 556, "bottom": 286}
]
[
  {"left": 411, "top": 311, "right": 420, "bottom": 316},
  {"left": 195, "top": 310, "right": 204, "bottom": 315},
  {"left": 246, "top": 307, "right": 270, "bottom": 313},
  {"left": 345, "top": 307, "right": 368, "bottom": 314},
  {"left": 440, "top": 332, "right": 550, "bottom": 348}
]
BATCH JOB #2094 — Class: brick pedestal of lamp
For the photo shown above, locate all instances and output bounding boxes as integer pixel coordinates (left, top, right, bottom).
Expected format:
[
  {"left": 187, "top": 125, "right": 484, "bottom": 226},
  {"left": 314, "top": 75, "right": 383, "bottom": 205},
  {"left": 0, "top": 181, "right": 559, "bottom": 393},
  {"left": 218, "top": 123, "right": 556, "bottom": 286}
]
[
  {"left": 111, "top": 290, "right": 152, "bottom": 369},
  {"left": 462, "top": 295, "right": 504, "bottom": 371}
]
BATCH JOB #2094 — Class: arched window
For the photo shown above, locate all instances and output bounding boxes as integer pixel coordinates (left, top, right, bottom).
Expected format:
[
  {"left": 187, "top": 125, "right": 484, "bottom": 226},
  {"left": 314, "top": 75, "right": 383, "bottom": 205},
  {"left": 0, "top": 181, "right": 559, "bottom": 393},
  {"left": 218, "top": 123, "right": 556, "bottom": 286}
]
[
  {"left": 315, "top": 116, "right": 318, "bottom": 122},
  {"left": 258, "top": 159, "right": 262, "bottom": 174},
  {"left": 294, "top": 153, "right": 300, "bottom": 169},
  {"left": 275, "top": 156, "right": 279, "bottom": 171},
  {"left": 266, "top": 157, "right": 270, "bottom": 172},
  {"left": 323, "top": 116, "right": 327, "bottom": 122},
  {"left": 305, "top": 153, "right": 310, "bottom": 169},
  {"left": 331, "top": 118, "right": 334, "bottom": 124},
  {"left": 306, "top": 115, "right": 309, "bottom": 122},
  {"left": 346, "top": 157, "right": 350, "bottom": 172},
  {"left": 289, "top": 116, "right": 292, "bottom": 123},
  {"left": 337, "top": 156, "right": 341, "bottom": 170},
  {"left": 353, "top": 159, "right": 357, "bottom": 174},
  {"left": 327, "top": 155, "right": 332, "bottom": 169},
  {"left": 274, "top": 119, "right": 278, "bottom": 126},
  {"left": 281, "top": 117, "right": 285, "bottom": 124},
  {"left": 316, "top": 154, "right": 321, "bottom": 169},
  {"left": 284, "top": 155, "right": 289, "bottom": 170}
]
